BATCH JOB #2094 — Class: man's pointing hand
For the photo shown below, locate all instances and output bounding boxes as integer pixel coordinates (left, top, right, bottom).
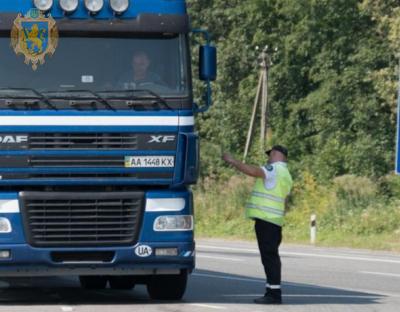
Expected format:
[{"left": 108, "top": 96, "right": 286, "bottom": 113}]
[{"left": 222, "top": 153, "right": 265, "bottom": 178}]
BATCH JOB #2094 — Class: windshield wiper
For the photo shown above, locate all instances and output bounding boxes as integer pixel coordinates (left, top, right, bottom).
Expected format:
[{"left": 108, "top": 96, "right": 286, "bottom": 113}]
[
  {"left": 43, "top": 90, "right": 115, "bottom": 111},
  {"left": 100, "top": 89, "right": 173, "bottom": 110},
  {"left": 0, "top": 88, "right": 57, "bottom": 110}
]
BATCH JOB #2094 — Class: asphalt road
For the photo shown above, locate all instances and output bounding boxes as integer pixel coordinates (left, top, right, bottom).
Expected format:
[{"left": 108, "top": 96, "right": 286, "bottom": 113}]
[{"left": 0, "top": 238, "right": 399, "bottom": 312}]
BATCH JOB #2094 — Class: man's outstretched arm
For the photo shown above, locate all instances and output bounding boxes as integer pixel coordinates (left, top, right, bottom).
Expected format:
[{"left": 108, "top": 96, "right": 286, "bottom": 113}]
[{"left": 222, "top": 153, "right": 265, "bottom": 178}]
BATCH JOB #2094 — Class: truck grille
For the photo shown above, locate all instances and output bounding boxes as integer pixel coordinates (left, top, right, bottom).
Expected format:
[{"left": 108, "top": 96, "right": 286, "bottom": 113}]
[
  {"left": 19, "top": 191, "right": 144, "bottom": 247},
  {"left": 28, "top": 133, "right": 138, "bottom": 150},
  {"left": 1, "top": 172, "right": 173, "bottom": 180},
  {"left": 30, "top": 156, "right": 124, "bottom": 167}
]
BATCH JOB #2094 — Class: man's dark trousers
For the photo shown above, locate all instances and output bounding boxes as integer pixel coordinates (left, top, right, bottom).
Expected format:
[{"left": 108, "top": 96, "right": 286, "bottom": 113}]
[{"left": 254, "top": 218, "right": 282, "bottom": 290}]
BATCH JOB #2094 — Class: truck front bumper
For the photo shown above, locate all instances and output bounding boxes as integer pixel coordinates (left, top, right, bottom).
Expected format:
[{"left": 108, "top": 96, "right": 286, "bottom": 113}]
[{"left": 0, "top": 241, "right": 195, "bottom": 277}]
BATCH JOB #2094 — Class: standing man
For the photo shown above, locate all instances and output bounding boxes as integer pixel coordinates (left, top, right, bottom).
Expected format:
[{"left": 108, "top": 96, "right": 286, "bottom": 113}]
[{"left": 222, "top": 145, "right": 293, "bottom": 304}]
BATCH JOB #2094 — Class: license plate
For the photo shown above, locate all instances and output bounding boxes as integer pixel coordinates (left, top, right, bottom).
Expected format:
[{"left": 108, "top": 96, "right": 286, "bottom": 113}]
[{"left": 124, "top": 156, "right": 175, "bottom": 168}]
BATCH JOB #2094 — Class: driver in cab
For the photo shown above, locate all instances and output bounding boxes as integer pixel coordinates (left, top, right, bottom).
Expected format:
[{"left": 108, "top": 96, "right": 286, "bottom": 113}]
[{"left": 119, "top": 50, "right": 163, "bottom": 90}]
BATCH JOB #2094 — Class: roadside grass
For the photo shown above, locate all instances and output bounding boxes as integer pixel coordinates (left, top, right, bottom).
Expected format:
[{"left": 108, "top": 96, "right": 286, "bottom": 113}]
[
  {"left": 194, "top": 173, "right": 400, "bottom": 252},
  {"left": 195, "top": 175, "right": 255, "bottom": 240}
]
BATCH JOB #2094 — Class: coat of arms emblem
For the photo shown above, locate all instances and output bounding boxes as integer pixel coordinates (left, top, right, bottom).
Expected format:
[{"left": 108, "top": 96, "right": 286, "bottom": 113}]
[{"left": 11, "top": 9, "right": 58, "bottom": 71}]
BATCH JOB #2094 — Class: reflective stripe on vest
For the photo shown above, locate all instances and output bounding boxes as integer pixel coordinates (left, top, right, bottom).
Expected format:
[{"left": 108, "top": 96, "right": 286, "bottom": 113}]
[
  {"left": 246, "top": 203, "right": 285, "bottom": 216},
  {"left": 251, "top": 191, "right": 285, "bottom": 203}
]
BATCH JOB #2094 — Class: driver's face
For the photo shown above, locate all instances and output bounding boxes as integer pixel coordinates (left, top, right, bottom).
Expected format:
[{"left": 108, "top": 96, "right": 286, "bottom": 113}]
[{"left": 132, "top": 54, "right": 150, "bottom": 76}]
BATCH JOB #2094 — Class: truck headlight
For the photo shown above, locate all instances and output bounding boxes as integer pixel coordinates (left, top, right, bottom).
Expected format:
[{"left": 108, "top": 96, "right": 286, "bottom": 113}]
[
  {"left": 110, "top": 0, "right": 129, "bottom": 14},
  {"left": 146, "top": 198, "right": 186, "bottom": 212},
  {"left": 59, "top": 0, "right": 79, "bottom": 13},
  {"left": 154, "top": 215, "right": 193, "bottom": 232},
  {"left": 0, "top": 250, "right": 10, "bottom": 259},
  {"left": 34, "top": 0, "right": 53, "bottom": 11},
  {"left": 0, "top": 218, "right": 11, "bottom": 233},
  {"left": 84, "top": 0, "right": 104, "bottom": 13}
]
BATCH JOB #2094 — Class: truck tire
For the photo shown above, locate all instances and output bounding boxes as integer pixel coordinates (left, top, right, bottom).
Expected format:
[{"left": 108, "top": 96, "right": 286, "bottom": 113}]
[
  {"left": 79, "top": 275, "right": 107, "bottom": 289},
  {"left": 147, "top": 271, "right": 187, "bottom": 300},
  {"left": 108, "top": 276, "right": 136, "bottom": 290}
]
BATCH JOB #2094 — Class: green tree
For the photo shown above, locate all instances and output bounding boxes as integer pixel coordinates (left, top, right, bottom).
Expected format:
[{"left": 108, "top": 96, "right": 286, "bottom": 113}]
[{"left": 188, "top": 0, "right": 398, "bottom": 181}]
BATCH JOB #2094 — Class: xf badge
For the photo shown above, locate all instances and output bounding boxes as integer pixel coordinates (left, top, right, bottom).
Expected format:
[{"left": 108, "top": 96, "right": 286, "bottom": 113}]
[{"left": 148, "top": 135, "right": 175, "bottom": 144}]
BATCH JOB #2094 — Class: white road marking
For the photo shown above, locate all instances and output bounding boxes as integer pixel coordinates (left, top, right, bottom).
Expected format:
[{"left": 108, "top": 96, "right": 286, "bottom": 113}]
[
  {"left": 286, "top": 294, "right": 382, "bottom": 298},
  {"left": 308, "top": 283, "right": 400, "bottom": 299},
  {"left": 222, "top": 294, "right": 382, "bottom": 299},
  {"left": 190, "top": 303, "right": 227, "bottom": 310},
  {"left": 360, "top": 271, "right": 400, "bottom": 278},
  {"left": 197, "top": 244, "right": 259, "bottom": 254},
  {"left": 61, "top": 307, "right": 74, "bottom": 312},
  {"left": 193, "top": 272, "right": 263, "bottom": 284},
  {"left": 198, "top": 244, "right": 400, "bottom": 264},
  {"left": 197, "top": 254, "right": 244, "bottom": 262}
]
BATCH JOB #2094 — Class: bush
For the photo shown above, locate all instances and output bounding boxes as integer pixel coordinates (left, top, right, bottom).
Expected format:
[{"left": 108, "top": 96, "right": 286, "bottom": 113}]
[
  {"left": 194, "top": 172, "right": 400, "bottom": 250},
  {"left": 333, "top": 175, "right": 377, "bottom": 205},
  {"left": 194, "top": 175, "right": 255, "bottom": 239},
  {"left": 284, "top": 171, "right": 335, "bottom": 241},
  {"left": 379, "top": 174, "right": 400, "bottom": 198}
]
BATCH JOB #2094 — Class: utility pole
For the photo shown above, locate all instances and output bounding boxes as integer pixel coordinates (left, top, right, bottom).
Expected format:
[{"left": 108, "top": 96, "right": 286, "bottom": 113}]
[
  {"left": 396, "top": 54, "right": 400, "bottom": 174},
  {"left": 243, "top": 46, "right": 272, "bottom": 162}
]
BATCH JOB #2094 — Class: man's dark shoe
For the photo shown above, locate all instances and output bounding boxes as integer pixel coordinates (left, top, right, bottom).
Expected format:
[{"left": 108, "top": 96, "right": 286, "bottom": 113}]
[{"left": 254, "top": 293, "right": 282, "bottom": 304}]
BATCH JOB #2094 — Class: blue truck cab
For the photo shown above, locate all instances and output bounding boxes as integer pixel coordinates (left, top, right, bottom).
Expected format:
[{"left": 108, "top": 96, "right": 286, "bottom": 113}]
[{"left": 0, "top": 0, "right": 216, "bottom": 300}]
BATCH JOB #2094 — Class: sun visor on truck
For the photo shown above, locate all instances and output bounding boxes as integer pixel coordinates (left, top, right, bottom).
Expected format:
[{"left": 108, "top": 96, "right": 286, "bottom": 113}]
[{"left": 0, "top": 13, "right": 190, "bottom": 35}]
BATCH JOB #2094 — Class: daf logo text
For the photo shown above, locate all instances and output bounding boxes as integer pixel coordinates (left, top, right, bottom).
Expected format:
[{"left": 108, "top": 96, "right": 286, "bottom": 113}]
[{"left": 0, "top": 135, "right": 28, "bottom": 144}]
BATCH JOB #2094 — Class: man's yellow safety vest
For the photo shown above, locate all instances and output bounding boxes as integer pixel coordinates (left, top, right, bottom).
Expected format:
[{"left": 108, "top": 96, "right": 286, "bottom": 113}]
[{"left": 246, "top": 162, "right": 293, "bottom": 226}]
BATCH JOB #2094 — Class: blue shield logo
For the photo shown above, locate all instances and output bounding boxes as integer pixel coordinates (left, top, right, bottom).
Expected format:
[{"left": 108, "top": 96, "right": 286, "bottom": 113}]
[{"left": 21, "top": 21, "right": 49, "bottom": 56}]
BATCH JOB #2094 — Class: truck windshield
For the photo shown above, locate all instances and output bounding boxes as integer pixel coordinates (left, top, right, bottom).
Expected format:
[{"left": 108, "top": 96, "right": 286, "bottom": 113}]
[{"left": 0, "top": 34, "right": 190, "bottom": 98}]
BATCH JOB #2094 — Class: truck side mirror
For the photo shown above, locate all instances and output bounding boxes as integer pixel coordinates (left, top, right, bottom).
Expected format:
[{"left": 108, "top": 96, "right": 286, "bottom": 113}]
[
  {"left": 192, "top": 29, "right": 217, "bottom": 113},
  {"left": 199, "top": 45, "right": 217, "bottom": 81}
]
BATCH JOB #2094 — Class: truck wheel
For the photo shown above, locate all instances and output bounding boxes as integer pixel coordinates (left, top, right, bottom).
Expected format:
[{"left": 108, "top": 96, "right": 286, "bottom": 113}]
[
  {"left": 79, "top": 275, "right": 107, "bottom": 289},
  {"left": 109, "top": 276, "right": 136, "bottom": 290},
  {"left": 147, "top": 271, "right": 187, "bottom": 300}
]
